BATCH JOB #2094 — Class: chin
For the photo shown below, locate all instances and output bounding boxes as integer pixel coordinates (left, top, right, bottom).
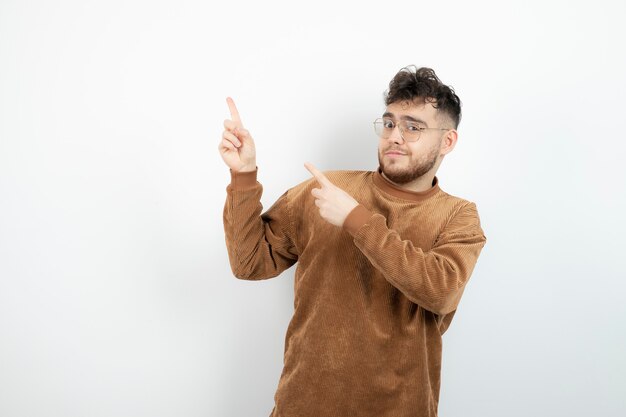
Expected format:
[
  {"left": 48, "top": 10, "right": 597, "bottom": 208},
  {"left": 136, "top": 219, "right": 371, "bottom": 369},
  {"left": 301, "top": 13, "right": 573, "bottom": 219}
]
[
  {"left": 380, "top": 166, "right": 408, "bottom": 183},
  {"left": 382, "top": 159, "right": 408, "bottom": 172}
]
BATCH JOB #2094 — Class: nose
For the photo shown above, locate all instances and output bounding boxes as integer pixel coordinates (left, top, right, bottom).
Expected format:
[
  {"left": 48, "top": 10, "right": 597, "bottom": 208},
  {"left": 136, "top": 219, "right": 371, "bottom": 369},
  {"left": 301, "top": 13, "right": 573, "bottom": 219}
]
[{"left": 388, "top": 124, "right": 405, "bottom": 144}]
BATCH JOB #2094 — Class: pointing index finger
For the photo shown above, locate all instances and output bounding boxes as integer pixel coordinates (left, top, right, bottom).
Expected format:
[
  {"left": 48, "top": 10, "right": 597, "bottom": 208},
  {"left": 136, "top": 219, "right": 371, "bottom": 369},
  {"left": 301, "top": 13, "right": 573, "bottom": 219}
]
[
  {"left": 304, "top": 162, "right": 332, "bottom": 187},
  {"left": 226, "top": 97, "right": 243, "bottom": 125}
]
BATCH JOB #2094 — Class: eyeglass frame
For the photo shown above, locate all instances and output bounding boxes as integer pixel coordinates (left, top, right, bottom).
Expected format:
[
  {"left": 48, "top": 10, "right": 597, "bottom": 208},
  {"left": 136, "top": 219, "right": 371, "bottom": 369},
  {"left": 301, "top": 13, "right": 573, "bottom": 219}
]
[{"left": 373, "top": 117, "right": 451, "bottom": 142}]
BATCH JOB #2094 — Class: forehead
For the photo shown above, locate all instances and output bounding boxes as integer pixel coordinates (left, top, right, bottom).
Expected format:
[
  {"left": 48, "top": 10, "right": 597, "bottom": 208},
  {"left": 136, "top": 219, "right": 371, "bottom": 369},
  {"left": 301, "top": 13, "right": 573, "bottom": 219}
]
[{"left": 384, "top": 99, "right": 439, "bottom": 126}]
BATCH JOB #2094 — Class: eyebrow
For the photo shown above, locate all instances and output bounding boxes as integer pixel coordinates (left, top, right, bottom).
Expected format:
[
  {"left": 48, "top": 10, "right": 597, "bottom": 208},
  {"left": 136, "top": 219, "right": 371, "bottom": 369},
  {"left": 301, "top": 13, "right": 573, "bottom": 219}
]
[{"left": 382, "top": 112, "right": 429, "bottom": 127}]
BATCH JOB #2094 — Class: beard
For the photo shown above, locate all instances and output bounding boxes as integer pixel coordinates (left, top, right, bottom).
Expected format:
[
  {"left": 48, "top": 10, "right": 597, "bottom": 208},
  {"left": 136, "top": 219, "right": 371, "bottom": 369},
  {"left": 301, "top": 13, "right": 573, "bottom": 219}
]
[{"left": 377, "top": 144, "right": 440, "bottom": 184}]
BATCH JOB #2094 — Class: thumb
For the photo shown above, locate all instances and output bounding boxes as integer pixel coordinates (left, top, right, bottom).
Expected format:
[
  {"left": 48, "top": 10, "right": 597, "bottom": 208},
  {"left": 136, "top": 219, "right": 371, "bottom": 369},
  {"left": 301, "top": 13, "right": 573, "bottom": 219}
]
[{"left": 234, "top": 127, "right": 251, "bottom": 142}]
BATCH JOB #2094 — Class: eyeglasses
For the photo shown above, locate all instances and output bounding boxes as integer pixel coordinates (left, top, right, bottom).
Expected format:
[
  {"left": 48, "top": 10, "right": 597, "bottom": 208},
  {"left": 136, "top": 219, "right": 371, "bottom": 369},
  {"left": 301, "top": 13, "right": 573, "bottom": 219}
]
[{"left": 373, "top": 118, "right": 450, "bottom": 142}]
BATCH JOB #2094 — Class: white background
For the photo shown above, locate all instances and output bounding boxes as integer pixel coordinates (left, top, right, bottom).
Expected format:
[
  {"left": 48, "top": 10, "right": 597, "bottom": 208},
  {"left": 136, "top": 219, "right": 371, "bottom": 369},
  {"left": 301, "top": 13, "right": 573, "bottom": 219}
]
[{"left": 1, "top": 0, "right": 625, "bottom": 416}]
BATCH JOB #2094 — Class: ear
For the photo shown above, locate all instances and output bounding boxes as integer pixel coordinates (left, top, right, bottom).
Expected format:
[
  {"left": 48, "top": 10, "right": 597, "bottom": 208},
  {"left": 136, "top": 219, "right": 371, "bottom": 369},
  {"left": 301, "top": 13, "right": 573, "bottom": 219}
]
[{"left": 440, "top": 129, "right": 458, "bottom": 156}]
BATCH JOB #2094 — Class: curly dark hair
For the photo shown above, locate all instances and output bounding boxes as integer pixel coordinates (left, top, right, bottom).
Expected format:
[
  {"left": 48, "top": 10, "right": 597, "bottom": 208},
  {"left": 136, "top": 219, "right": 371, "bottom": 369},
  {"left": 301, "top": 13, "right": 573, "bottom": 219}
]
[{"left": 384, "top": 65, "right": 462, "bottom": 129}]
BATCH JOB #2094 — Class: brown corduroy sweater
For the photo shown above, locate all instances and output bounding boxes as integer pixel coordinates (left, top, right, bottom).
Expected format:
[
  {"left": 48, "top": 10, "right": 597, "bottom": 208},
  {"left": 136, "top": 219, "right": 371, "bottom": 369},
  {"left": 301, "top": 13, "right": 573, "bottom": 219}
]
[{"left": 223, "top": 166, "right": 487, "bottom": 417}]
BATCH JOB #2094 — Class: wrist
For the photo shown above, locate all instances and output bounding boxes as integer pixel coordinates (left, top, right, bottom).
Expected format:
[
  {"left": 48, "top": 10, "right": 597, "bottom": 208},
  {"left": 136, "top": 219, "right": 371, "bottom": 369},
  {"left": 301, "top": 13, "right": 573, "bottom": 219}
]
[
  {"left": 236, "top": 164, "right": 257, "bottom": 173},
  {"left": 229, "top": 166, "right": 258, "bottom": 189}
]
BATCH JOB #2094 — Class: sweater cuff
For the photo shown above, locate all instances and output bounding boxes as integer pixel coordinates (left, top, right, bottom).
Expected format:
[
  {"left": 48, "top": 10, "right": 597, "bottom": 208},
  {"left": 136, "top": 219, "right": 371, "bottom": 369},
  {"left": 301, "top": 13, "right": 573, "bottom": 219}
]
[
  {"left": 343, "top": 204, "right": 374, "bottom": 236},
  {"left": 229, "top": 167, "right": 258, "bottom": 189}
]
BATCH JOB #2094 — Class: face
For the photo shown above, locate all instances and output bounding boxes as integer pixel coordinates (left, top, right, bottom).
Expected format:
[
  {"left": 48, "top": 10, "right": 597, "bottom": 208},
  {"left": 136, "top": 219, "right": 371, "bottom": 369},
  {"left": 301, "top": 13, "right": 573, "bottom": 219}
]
[{"left": 377, "top": 99, "right": 450, "bottom": 184}]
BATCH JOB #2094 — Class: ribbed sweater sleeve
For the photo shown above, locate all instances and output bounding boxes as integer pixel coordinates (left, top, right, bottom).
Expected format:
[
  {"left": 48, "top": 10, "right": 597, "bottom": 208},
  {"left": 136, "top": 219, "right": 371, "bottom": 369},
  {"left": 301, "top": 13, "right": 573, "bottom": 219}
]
[
  {"left": 223, "top": 167, "right": 299, "bottom": 280},
  {"left": 343, "top": 201, "right": 487, "bottom": 315}
]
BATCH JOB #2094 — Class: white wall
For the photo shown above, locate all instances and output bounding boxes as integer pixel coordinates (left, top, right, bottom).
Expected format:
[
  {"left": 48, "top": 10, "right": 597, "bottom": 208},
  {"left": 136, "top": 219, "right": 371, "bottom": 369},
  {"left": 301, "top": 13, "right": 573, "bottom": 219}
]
[{"left": 1, "top": 0, "right": 625, "bottom": 416}]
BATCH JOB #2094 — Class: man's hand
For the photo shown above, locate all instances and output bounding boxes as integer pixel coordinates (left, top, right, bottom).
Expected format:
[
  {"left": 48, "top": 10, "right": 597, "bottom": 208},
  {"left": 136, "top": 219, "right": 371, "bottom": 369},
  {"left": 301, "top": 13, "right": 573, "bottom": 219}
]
[
  {"left": 218, "top": 97, "right": 257, "bottom": 173},
  {"left": 304, "top": 162, "right": 359, "bottom": 227}
]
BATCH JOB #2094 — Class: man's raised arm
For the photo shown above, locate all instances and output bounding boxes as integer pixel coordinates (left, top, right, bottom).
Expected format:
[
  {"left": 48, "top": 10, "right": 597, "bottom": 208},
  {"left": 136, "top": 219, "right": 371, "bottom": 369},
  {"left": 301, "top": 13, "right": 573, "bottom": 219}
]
[{"left": 219, "top": 98, "right": 299, "bottom": 280}]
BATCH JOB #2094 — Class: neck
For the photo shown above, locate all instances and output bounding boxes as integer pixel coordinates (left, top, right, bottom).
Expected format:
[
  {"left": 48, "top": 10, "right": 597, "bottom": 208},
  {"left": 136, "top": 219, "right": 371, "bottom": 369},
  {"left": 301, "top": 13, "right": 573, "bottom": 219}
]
[{"left": 381, "top": 171, "right": 436, "bottom": 192}]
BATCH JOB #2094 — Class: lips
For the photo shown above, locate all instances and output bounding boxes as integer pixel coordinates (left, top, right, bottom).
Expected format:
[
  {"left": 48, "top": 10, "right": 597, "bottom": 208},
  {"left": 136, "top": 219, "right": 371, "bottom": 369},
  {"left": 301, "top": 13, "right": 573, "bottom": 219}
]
[{"left": 385, "top": 150, "right": 407, "bottom": 155}]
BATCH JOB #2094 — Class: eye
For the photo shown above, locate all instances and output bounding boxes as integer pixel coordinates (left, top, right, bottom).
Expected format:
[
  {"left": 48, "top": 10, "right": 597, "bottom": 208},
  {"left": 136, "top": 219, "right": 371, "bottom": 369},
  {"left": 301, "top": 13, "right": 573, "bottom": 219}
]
[
  {"left": 383, "top": 119, "right": 395, "bottom": 129},
  {"left": 407, "top": 123, "right": 425, "bottom": 131}
]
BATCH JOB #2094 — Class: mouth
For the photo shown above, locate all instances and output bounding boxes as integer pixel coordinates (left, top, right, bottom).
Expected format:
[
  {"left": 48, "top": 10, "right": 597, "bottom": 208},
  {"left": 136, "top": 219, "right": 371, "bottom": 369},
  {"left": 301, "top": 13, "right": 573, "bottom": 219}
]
[{"left": 385, "top": 151, "right": 407, "bottom": 156}]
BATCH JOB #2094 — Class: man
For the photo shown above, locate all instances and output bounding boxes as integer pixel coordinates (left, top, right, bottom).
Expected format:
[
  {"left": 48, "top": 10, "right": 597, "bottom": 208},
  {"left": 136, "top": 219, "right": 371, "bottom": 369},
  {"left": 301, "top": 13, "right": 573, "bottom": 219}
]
[{"left": 219, "top": 65, "right": 487, "bottom": 417}]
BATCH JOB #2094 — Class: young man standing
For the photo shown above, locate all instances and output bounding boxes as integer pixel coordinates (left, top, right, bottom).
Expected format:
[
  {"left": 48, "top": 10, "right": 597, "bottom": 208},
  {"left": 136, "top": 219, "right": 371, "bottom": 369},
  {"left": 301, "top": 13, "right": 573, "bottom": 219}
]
[{"left": 219, "top": 66, "right": 487, "bottom": 417}]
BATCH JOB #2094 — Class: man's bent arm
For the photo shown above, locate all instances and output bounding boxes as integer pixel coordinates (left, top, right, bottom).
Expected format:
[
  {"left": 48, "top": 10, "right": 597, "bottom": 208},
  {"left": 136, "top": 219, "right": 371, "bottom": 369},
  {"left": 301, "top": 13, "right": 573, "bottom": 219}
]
[
  {"left": 223, "top": 167, "right": 299, "bottom": 280},
  {"left": 343, "top": 202, "right": 487, "bottom": 315}
]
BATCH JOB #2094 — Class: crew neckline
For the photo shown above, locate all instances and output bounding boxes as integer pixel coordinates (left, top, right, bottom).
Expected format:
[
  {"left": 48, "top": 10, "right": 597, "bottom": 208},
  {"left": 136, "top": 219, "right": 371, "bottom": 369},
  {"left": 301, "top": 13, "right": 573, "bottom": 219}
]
[{"left": 372, "top": 166, "right": 440, "bottom": 202}]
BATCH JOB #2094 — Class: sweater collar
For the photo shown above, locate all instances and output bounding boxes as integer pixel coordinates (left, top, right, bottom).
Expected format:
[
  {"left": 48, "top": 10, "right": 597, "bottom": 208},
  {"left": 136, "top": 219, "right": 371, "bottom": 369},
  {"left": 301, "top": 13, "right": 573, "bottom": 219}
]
[{"left": 373, "top": 166, "right": 440, "bottom": 202}]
